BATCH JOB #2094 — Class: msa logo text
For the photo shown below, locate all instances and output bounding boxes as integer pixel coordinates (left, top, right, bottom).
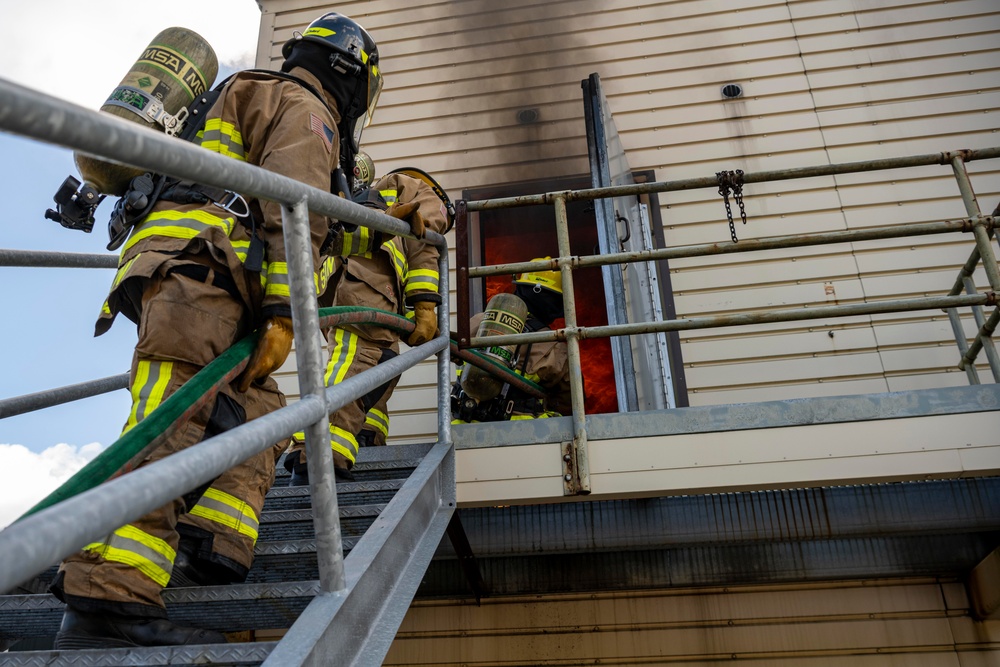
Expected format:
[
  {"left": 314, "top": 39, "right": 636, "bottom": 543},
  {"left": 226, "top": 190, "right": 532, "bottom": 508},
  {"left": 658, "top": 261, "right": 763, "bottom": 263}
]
[
  {"left": 140, "top": 48, "right": 208, "bottom": 96},
  {"left": 142, "top": 48, "right": 187, "bottom": 75},
  {"left": 483, "top": 309, "right": 524, "bottom": 331}
]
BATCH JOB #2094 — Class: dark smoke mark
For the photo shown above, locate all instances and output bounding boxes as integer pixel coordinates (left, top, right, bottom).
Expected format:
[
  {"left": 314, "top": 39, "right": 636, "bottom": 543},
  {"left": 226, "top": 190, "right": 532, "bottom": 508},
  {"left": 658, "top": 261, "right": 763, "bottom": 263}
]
[{"left": 438, "top": 0, "right": 601, "bottom": 182}]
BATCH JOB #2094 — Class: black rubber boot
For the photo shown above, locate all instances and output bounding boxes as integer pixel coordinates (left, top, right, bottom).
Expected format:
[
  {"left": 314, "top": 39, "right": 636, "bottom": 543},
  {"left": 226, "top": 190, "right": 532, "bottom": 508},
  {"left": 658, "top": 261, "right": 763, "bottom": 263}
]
[
  {"left": 288, "top": 462, "right": 310, "bottom": 487},
  {"left": 167, "top": 550, "right": 244, "bottom": 588},
  {"left": 289, "top": 462, "right": 355, "bottom": 486},
  {"left": 53, "top": 605, "right": 227, "bottom": 649}
]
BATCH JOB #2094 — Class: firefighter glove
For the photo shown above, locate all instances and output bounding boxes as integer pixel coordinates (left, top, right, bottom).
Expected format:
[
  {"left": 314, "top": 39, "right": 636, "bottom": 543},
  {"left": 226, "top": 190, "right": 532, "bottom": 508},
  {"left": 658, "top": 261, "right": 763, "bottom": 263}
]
[
  {"left": 238, "top": 316, "right": 294, "bottom": 392},
  {"left": 407, "top": 301, "right": 439, "bottom": 346},
  {"left": 387, "top": 200, "right": 425, "bottom": 238}
]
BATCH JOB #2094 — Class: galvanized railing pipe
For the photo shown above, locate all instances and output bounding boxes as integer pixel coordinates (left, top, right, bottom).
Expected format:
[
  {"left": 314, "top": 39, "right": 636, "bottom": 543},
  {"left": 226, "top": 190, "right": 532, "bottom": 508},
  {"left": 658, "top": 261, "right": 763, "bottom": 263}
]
[
  {"left": 950, "top": 156, "right": 1000, "bottom": 290},
  {"left": 472, "top": 293, "right": 994, "bottom": 348},
  {"left": 0, "top": 249, "right": 116, "bottom": 269},
  {"left": 0, "top": 395, "right": 324, "bottom": 593},
  {"left": 961, "top": 275, "right": 1000, "bottom": 381},
  {"left": 0, "top": 334, "right": 442, "bottom": 594},
  {"left": 948, "top": 155, "right": 1000, "bottom": 379},
  {"left": 0, "top": 76, "right": 456, "bottom": 596},
  {"left": 282, "top": 199, "right": 345, "bottom": 594},
  {"left": 947, "top": 306, "right": 981, "bottom": 384},
  {"left": 0, "top": 76, "right": 445, "bottom": 251},
  {"left": 962, "top": 307, "right": 1000, "bottom": 376},
  {"left": 436, "top": 249, "right": 453, "bottom": 443},
  {"left": 0, "top": 373, "right": 129, "bottom": 419},
  {"left": 465, "top": 147, "right": 1000, "bottom": 211},
  {"left": 553, "top": 195, "right": 590, "bottom": 495},
  {"left": 468, "top": 217, "right": 991, "bottom": 280}
]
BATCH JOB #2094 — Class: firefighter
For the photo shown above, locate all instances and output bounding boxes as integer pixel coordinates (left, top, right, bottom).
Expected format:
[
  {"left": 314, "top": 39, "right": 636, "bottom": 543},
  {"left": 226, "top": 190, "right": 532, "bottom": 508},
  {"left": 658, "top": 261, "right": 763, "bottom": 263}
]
[
  {"left": 50, "top": 13, "right": 420, "bottom": 649},
  {"left": 454, "top": 261, "right": 572, "bottom": 422},
  {"left": 283, "top": 166, "right": 453, "bottom": 485}
]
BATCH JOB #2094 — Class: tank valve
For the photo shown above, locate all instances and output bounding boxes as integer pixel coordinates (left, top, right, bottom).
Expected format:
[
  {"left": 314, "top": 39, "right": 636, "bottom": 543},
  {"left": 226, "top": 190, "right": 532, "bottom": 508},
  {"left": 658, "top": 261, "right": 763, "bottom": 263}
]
[{"left": 44, "top": 175, "right": 105, "bottom": 233}]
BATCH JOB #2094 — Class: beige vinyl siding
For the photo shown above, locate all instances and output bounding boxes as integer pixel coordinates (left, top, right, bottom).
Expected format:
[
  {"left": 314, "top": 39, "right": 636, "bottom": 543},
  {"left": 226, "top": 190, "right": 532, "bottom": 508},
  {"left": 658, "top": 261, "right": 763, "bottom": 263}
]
[
  {"left": 262, "top": 0, "right": 1000, "bottom": 433},
  {"left": 384, "top": 578, "right": 1000, "bottom": 665}
]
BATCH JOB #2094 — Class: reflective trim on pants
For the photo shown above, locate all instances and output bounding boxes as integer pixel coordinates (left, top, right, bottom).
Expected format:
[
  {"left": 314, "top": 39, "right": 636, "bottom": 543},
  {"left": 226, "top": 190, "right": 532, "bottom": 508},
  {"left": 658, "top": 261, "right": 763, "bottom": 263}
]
[
  {"left": 187, "top": 487, "right": 260, "bottom": 542},
  {"left": 83, "top": 524, "right": 176, "bottom": 588}
]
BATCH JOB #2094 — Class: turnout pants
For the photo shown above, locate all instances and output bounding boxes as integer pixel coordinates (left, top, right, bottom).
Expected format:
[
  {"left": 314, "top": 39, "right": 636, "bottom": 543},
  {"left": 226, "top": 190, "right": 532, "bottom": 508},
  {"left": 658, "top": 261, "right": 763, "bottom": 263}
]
[
  {"left": 54, "top": 262, "right": 289, "bottom": 617},
  {"left": 286, "top": 326, "right": 399, "bottom": 469}
]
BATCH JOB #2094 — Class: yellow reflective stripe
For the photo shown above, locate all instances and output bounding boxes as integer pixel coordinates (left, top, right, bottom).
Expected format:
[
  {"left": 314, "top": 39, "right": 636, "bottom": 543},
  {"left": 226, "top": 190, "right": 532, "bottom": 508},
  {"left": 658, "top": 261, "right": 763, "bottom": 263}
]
[
  {"left": 264, "top": 261, "right": 320, "bottom": 297},
  {"left": 511, "top": 412, "right": 558, "bottom": 420},
  {"left": 329, "top": 424, "right": 358, "bottom": 462},
  {"left": 384, "top": 239, "right": 407, "bottom": 284},
  {"left": 341, "top": 225, "right": 374, "bottom": 257},
  {"left": 405, "top": 268, "right": 439, "bottom": 294},
  {"left": 125, "top": 209, "right": 235, "bottom": 253},
  {"left": 304, "top": 26, "right": 335, "bottom": 38},
  {"left": 325, "top": 328, "right": 359, "bottom": 386},
  {"left": 365, "top": 408, "right": 389, "bottom": 437},
  {"left": 231, "top": 239, "right": 250, "bottom": 263},
  {"left": 265, "top": 261, "right": 289, "bottom": 298},
  {"left": 83, "top": 524, "right": 176, "bottom": 587},
  {"left": 101, "top": 300, "right": 111, "bottom": 315},
  {"left": 199, "top": 118, "right": 245, "bottom": 161},
  {"left": 123, "top": 360, "right": 173, "bottom": 434},
  {"left": 188, "top": 488, "right": 259, "bottom": 542},
  {"left": 517, "top": 370, "right": 542, "bottom": 384},
  {"left": 380, "top": 189, "right": 398, "bottom": 206},
  {"left": 111, "top": 255, "right": 139, "bottom": 290}
]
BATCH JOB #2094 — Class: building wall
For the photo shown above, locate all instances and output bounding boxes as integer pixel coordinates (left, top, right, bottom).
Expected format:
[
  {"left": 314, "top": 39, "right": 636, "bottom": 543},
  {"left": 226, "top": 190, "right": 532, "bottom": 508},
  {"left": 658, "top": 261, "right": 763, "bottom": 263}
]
[
  {"left": 258, "top": 0, "right": 1000, "bottom": 442},
  {"left": 384, "top": 578, "right": 1000, "bottom": 665}
]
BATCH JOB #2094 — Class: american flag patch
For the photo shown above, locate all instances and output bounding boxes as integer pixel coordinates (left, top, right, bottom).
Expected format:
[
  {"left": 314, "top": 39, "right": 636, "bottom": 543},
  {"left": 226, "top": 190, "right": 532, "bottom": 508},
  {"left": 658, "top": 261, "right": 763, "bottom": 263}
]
[{"left": 310, "top": 113, "right": 334, "bottom": 151}]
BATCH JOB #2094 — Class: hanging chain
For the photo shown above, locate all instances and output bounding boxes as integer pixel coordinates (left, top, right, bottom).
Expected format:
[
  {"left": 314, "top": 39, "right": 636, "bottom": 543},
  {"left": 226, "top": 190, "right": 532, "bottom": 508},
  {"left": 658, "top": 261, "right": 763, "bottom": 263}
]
[{"left": 716, "top": 169, "right": 747, "bottom": 243}]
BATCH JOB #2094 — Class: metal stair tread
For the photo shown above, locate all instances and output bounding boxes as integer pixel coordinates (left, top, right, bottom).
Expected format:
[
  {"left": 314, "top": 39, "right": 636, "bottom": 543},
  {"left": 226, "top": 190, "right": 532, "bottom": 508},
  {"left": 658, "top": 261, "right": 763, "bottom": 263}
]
[
  {"left": 0, "top": 640, "right": 278, "bottom": 666},
  {"left": 0, "top": 581, "right": 322, "bottom": 639}
]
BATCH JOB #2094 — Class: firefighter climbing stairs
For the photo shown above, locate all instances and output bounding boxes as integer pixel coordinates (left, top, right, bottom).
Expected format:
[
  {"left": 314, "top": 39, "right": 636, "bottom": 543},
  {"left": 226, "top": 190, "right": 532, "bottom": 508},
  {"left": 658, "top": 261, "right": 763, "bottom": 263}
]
[{"left": 0, "top": 441, "right": 455, "bottom": 665}]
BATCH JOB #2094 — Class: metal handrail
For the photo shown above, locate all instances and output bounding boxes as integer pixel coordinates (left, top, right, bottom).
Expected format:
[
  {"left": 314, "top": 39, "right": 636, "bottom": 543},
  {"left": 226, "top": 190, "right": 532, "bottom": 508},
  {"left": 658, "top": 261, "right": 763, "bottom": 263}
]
[
  {"left": 0, "top": 75, "right": 453, "bottom": 597},
  {"left": 455, "top": 145, "right": 1000, "bottom": 494}
]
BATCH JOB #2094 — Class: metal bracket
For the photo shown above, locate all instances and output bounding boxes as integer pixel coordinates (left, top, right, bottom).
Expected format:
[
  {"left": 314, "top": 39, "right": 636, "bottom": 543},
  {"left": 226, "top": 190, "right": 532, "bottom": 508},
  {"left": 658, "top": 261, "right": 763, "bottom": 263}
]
[
  {"left": 561, "top": 440, "right": 581, "bottom": 495},
  {"left": 145, "top": 99, "right": 189, "bottom": 137}
]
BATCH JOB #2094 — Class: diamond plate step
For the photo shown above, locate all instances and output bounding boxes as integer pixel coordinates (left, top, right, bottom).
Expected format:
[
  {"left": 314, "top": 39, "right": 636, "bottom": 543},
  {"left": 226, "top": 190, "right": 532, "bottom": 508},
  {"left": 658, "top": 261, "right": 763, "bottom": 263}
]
[
  {"left": 0, "top": 580, "right": 321, "bottom": 641},
  {"left": 0, "top": 443, "right": 438, "bottom": 651},
  {"left": 0, "top": 640, "right": 277, "bottom": 666},
  {"left": 264, "top": 478, "right": 405, "bottom": 510}
]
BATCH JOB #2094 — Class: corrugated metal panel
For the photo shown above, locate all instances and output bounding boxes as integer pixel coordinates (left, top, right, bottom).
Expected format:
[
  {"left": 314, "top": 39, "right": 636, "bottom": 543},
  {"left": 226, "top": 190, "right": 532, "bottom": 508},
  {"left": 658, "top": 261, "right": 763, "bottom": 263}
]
[
  {"left": 258, "top": 1, "right": 1000, "bottom": 427},
  {"left": 386, "top": 579, "right": 1000, "bottom": 665}
]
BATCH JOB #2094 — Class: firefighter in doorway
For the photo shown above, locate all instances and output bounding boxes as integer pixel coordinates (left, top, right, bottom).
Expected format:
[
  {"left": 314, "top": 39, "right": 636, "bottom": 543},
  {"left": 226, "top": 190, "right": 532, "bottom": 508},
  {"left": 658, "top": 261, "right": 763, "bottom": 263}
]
[
  {"left": 453, "top": 261, "right": 573, "bottom": 423},
  {"left": 50, "top": 13, "right": 420, "bottom": 650},
  {"left": 283, "top": 163, "right": 454, "bottom": 486}
]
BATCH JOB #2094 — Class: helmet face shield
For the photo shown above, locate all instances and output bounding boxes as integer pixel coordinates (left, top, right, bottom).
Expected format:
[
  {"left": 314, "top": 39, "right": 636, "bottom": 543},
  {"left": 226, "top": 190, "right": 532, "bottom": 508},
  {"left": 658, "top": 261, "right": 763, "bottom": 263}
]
[{"left": 352, "top": 66, "right": 382, "bottom": 150}]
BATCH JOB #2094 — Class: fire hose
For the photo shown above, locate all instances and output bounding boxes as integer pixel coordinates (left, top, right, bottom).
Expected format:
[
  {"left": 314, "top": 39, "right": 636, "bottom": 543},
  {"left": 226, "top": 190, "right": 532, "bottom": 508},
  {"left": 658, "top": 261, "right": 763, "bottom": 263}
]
[{"left": 18, "top": 306, "right": 543, "bottom": 520}]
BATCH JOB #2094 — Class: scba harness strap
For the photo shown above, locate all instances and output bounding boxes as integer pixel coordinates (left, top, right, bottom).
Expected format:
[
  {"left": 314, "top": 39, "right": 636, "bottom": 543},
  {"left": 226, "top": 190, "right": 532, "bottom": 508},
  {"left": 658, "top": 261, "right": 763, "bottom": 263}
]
[{"left": 106, "top": 69, "right": 339, "bottom": 264}]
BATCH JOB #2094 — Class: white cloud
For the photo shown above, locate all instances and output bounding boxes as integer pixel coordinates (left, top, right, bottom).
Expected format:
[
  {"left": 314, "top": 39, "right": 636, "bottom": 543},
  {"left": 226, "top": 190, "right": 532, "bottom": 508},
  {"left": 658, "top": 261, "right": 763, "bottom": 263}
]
[
  {"left": 0, "top": 443, "right": 107, "bottom": 529},
  {"left": 0, "top": 2, "right": 261, "bottom": 108}
]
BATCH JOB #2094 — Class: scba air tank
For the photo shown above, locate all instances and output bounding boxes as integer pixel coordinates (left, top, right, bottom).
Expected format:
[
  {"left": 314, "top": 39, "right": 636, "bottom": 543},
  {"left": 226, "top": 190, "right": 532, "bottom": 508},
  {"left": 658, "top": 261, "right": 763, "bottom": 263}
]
[
  {"left": 75, "top": 27, "right": 219, "bottom": 196},
  {"left": 460, "top": 292, "right": 529, "bottom": 402}
]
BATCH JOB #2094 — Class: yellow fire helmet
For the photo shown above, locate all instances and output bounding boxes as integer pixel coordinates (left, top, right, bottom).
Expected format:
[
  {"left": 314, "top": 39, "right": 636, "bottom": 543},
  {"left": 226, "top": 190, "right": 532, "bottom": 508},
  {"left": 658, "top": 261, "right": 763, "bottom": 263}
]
[
  {"left": 387, "top": 166, "right": 456, "bottom": 231},
  {"left": 514, "top": 258, "right": 563, "bottom": 295}
]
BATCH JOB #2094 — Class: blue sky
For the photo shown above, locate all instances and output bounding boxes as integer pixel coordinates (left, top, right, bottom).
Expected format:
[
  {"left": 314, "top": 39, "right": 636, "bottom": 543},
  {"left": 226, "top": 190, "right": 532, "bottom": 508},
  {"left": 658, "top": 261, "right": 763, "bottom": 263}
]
[{"left": 0, "top": 1, "right": 262, "bottom": 525}]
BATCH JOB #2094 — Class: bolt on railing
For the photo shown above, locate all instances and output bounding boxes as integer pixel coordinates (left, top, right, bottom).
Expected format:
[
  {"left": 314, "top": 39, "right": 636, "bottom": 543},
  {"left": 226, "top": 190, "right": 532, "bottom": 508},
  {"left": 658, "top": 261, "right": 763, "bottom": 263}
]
[
  {"left": 458, "top": 146, "right": 1000, "bottom": 495},
  {"left": 0, "top": 74, "right": 452, "bottom": 595}
]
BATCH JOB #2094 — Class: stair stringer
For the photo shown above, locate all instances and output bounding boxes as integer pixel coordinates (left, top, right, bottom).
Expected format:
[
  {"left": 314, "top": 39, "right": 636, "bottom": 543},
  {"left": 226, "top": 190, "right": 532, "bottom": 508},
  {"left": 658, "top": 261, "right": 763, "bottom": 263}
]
[{"left": 263, "top": 438, "right": 456, "bottom": 667}]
